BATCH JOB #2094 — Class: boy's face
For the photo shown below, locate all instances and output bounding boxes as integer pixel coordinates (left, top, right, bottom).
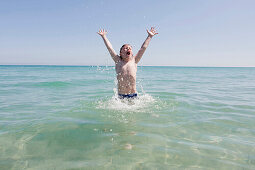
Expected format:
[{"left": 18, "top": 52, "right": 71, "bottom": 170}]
[{"left": 120, "top": 45, "right": 133, "bottom": 60}]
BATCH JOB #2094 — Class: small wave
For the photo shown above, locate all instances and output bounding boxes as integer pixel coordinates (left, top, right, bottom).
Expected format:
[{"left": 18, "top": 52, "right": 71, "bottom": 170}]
[{"left": 35, "top": 81, "right": 71, "bottom": 88}]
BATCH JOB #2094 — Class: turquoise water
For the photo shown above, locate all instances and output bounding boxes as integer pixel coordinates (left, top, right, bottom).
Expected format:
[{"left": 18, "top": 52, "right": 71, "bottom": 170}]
[{"left": 0, "top": 65, "right": 255, "bottom": 169}]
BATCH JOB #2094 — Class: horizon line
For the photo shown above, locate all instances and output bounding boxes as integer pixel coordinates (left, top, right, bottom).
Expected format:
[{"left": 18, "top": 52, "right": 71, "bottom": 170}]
[{"left": 0, "top": 64, "right": 254, "bottom": 68}]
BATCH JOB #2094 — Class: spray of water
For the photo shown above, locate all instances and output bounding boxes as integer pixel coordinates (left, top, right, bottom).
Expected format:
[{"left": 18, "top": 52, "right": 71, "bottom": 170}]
[
  {"left": 97, "top": 88, "right": 156, "bottom": 113},
  {"left": 94, "top": 66, "right": 162, "bottom": 113}
]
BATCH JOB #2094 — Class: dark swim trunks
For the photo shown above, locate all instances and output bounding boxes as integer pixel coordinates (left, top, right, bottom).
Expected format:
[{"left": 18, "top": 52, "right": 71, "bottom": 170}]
[{"left": 118, "top": 93, "right": 138, "bottom": 99}]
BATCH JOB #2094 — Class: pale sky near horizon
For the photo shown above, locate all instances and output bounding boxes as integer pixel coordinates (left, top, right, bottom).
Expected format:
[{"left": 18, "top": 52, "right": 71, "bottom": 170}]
[{"left": 1, "top": 0, "right": 255, "bottom": 67}]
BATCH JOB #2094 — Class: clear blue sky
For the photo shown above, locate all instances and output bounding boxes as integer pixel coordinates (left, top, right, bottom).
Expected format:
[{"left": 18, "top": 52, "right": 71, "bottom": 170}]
[{"left": 1, "top": 0, "right": 255, "bottom": 66}]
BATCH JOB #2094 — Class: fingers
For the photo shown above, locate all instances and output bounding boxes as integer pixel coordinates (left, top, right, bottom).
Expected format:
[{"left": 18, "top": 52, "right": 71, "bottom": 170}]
[
  {"left": 98, "top": 29, "right": 107, "bottom": 33},
  {"left": 97, "top": 29, "right": 108, "bottom": 35},
  {"left": 151, "top": 27, "right": 156, "bottom": 32},
  {"left": 148, "top": 27, "right": 156, "bottom": 31},
  {"left": 150, "top": 26, "right": 158, "bottom": 35}
]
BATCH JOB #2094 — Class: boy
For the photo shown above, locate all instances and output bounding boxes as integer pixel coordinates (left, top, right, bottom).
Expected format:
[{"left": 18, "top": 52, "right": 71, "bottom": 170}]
[{"left": 97, "top": 27, "right": 158, "bottom": 99}]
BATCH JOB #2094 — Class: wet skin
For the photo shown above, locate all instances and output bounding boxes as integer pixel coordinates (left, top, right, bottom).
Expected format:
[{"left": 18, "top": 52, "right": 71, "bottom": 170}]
[
  {"left": 116, "top": 45, "right": 137, "bottom": 94},
  {"left": 97, "top": 28, "right": 158, "bottom": 95}
]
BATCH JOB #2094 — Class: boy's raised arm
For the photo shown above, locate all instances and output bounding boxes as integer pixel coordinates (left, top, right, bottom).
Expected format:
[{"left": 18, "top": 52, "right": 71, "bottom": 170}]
[
  {"left": 135, "top": 27, "right": 158, "bottom": 64},
  {"left": 97, "top": 29, "right": 119, "bottom": 63}
]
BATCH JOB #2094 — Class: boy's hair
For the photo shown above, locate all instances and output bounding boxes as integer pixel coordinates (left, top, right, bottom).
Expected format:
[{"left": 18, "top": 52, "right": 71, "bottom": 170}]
[{"left": 119, "top": 44, "right": 131, "bottom": 60}]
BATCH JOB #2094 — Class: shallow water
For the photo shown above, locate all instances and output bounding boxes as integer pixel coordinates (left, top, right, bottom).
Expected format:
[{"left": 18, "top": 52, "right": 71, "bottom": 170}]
[{"left": 0, "top": 65, "right": 255, "bottom": 169}]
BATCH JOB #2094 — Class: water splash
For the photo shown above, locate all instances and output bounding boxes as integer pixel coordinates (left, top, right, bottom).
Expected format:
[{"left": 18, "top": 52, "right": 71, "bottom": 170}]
[{"left": 96, "top": 88, "right": 156, "bottom": 113}]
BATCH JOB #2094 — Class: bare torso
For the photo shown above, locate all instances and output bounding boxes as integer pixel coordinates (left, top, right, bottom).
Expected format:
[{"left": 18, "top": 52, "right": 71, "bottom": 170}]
[
  {"left": 115, "top": 57, "right": 137, "bottom": 94},
  {"left": 97, "top": 28, "right": 158, "bottom": 95}
]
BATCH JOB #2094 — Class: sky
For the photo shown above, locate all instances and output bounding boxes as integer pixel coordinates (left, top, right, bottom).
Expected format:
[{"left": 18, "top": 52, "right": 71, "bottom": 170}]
[{"left": 0, "top": 0, "right": 255, "bottom": 67}]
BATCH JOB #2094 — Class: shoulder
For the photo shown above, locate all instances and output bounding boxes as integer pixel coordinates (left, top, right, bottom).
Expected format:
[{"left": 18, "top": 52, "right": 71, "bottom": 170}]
[
  {"left": 113, "top": 55, "right": 121, "bottom": 63},
  {"left": 115, "top": 55, "right": 122, "bottom": 64}
]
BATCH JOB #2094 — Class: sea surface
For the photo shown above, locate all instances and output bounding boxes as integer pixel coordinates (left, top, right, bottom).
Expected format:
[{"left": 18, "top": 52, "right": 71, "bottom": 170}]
[{"left": 0, "top": 65, "right": 255, "bottom": 169}]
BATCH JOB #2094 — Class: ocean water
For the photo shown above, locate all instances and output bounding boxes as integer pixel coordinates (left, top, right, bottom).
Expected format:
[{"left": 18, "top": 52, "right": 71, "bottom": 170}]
[{"left": 0, "top": 65, "right": 255, "bottom": 169}]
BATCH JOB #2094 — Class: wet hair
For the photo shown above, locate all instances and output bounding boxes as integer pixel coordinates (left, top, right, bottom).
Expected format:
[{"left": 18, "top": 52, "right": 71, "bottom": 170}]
[{"left": 119, "top": 44, "right": 131, "bottom": 60}]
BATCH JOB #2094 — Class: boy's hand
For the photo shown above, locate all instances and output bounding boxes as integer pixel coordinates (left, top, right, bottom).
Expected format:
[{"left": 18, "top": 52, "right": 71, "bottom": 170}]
[
  {"left": 97, "top": 29, "right": 107, "bottom": 37},
  {"left": 147, "top": 27, "right": 158, "bottom": 37}
]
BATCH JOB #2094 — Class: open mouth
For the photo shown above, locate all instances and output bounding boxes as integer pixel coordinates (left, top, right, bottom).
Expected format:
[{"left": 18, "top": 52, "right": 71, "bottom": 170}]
[{"left": 126, "top": 51, "right": 130, "bottom": 55}]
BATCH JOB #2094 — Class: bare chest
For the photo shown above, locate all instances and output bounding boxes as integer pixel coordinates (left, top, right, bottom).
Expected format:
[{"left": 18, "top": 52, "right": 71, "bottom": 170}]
[{"left": 115, "top": 60, "right": 137, "bottom": 76}]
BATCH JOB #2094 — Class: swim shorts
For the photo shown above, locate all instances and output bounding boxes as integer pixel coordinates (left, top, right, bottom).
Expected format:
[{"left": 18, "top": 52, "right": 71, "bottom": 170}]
[{"left": 118, "top": 93, "right": 138, "bottom": 99}]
